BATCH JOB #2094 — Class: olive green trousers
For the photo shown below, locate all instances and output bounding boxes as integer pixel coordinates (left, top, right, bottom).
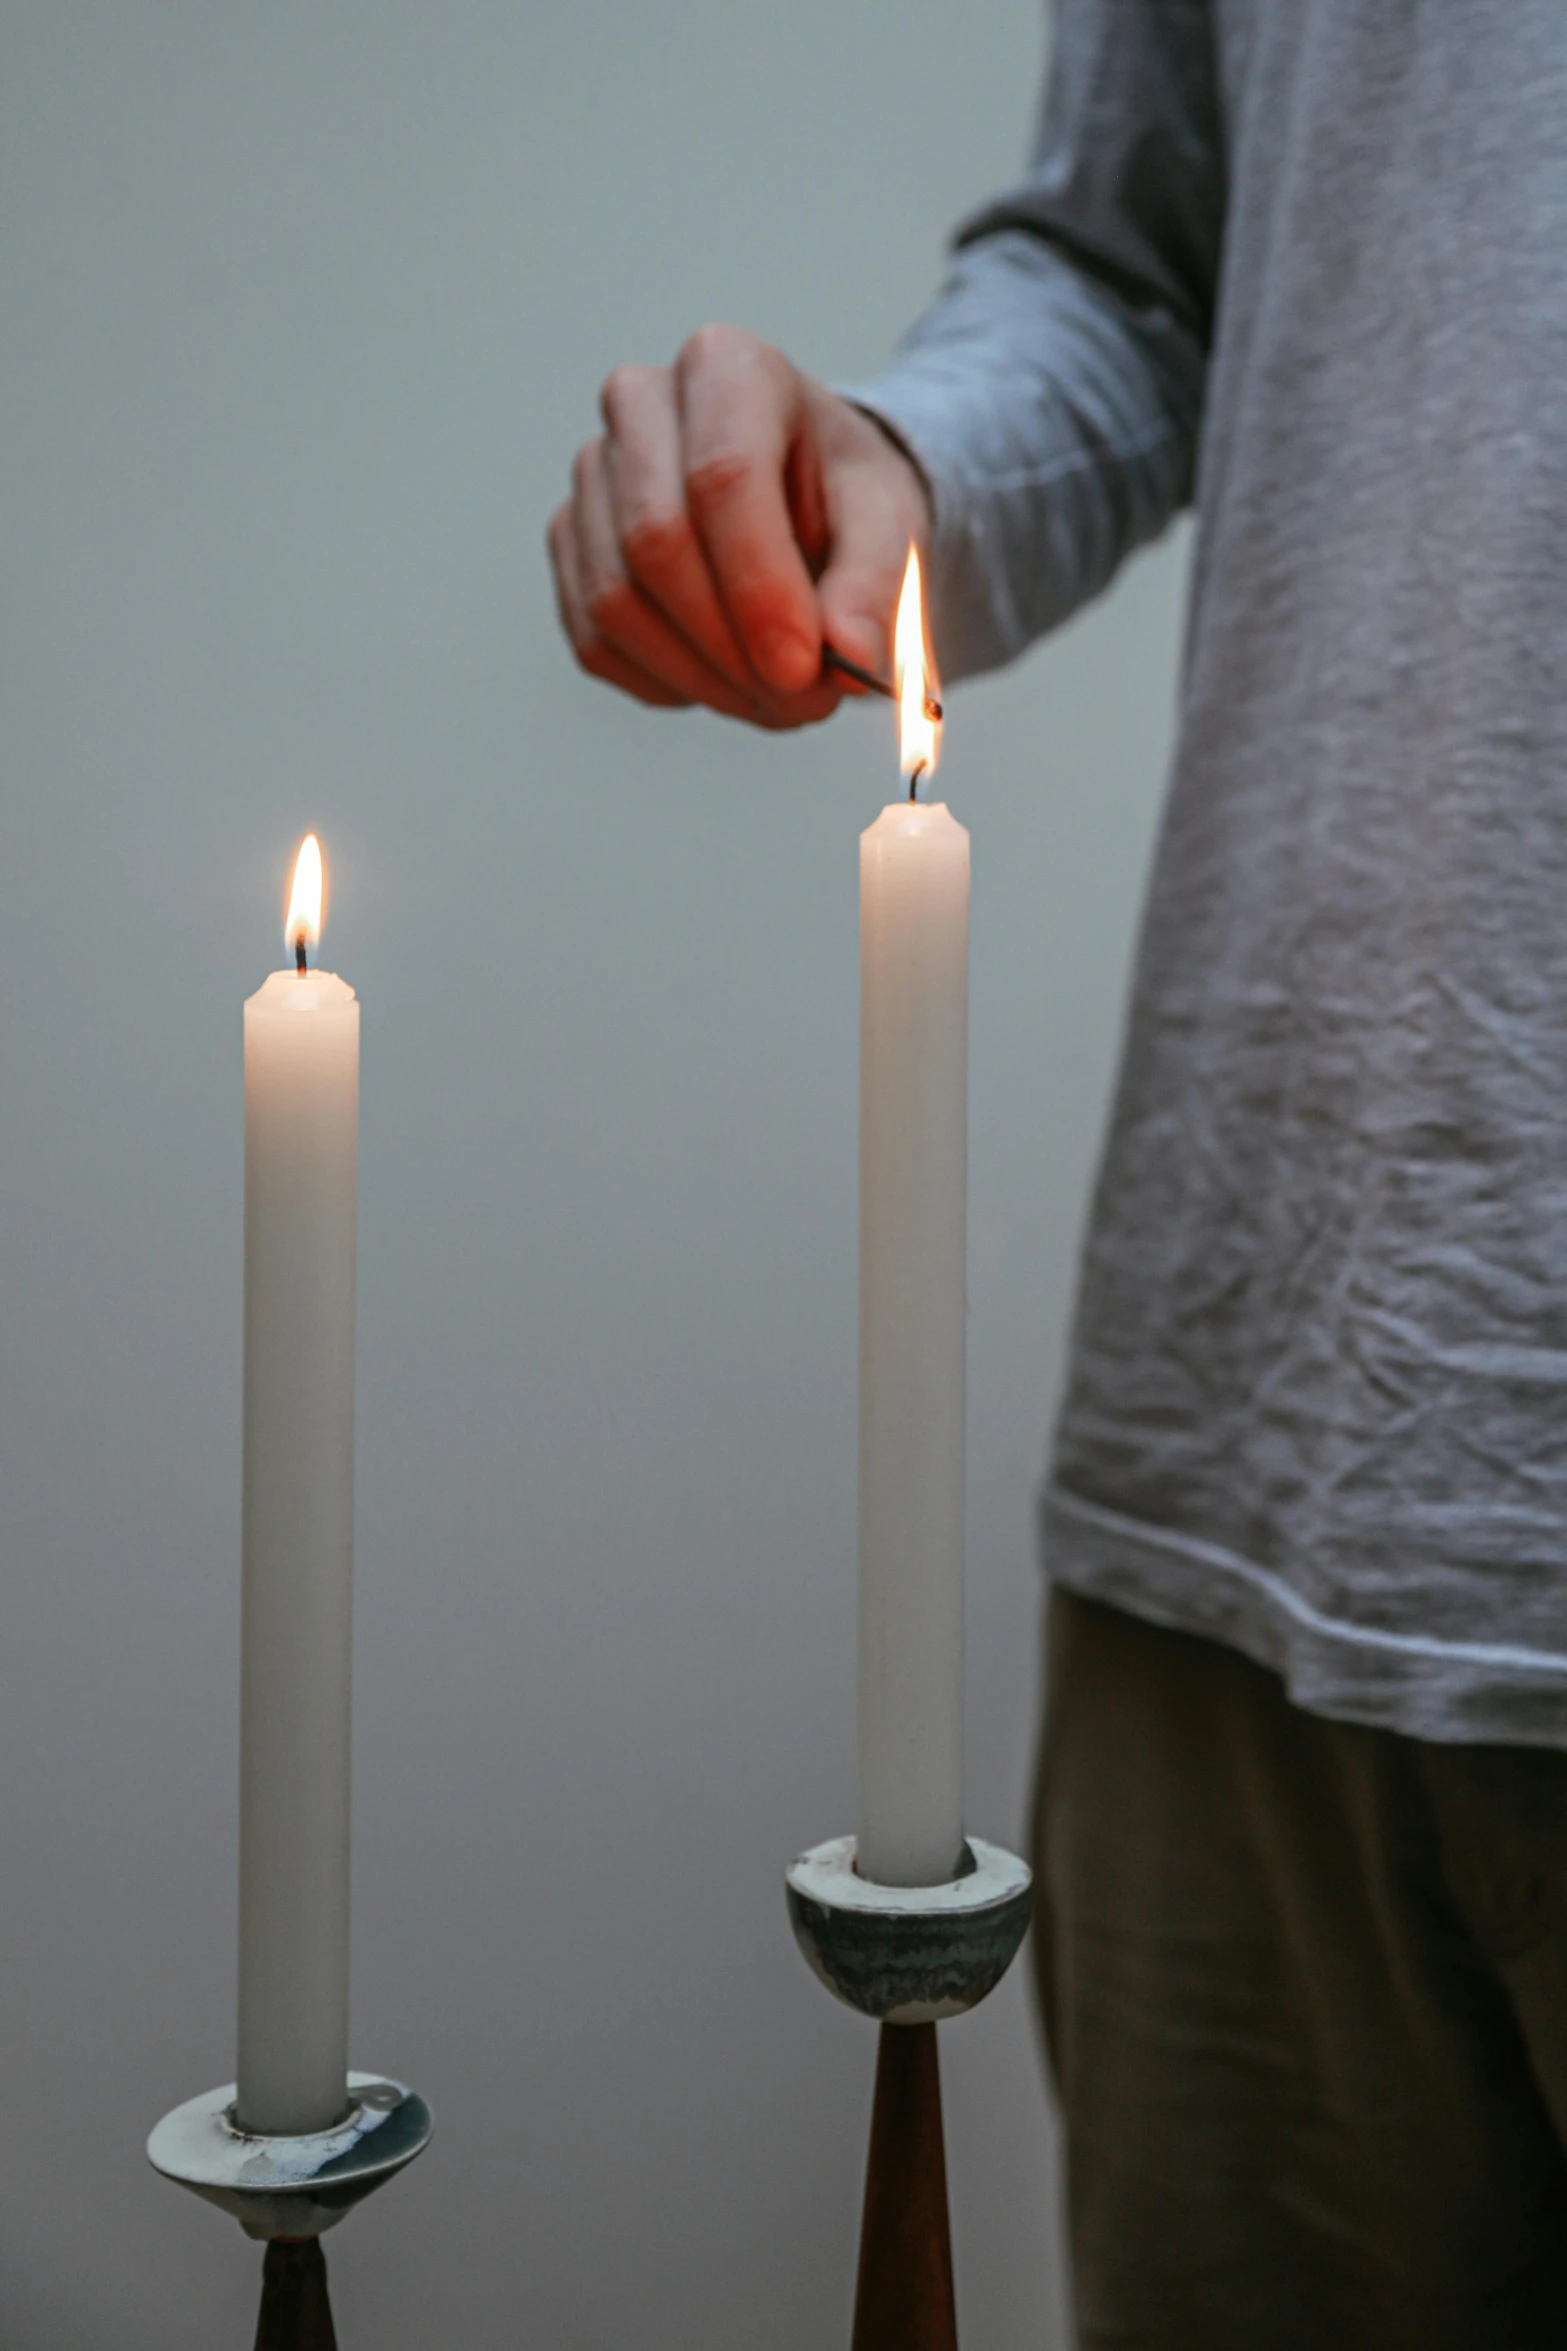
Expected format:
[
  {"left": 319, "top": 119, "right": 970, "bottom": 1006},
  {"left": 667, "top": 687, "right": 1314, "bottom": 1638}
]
[{"left": 1032, "top": 1586, "right": 1567, "bottom": 2349}]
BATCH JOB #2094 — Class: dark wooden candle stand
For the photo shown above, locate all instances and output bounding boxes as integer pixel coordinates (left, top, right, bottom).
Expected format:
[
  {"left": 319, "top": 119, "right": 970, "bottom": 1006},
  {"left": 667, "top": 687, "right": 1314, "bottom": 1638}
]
[
  {"left": 254, "top": 2238, "right": 339, "bottom": 2351},
  {"left": 854, "top": 2021, "right": 958, "bottom": 2351}
]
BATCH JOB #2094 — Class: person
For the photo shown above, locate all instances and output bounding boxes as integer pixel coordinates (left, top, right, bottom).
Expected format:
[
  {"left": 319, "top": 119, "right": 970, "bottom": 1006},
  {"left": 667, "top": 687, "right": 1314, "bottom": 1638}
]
[{"left": 550, "top": 4, "right": 1567, "bottom": 2343}]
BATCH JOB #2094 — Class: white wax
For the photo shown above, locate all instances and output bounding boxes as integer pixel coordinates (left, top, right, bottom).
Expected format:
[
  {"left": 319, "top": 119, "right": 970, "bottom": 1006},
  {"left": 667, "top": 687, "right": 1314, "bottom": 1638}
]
[
  {"left": 857, "top": 800, "right": 969, "bottom": 1888},
  {"left": 237, "top": 967, "right": 359, "bottom": 2134}
]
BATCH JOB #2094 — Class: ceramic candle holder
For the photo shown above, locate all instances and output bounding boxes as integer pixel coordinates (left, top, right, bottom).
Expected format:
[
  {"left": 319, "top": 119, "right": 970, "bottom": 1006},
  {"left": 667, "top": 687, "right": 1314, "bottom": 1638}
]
[{"left": 148, "top": 2069, "right": 432, "bottom": 2349}]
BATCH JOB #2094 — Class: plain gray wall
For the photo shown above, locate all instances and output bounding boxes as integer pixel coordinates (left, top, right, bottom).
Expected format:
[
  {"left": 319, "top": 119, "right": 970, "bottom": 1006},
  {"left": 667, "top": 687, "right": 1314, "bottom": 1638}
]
[{"left": 0, "top": 4, "right": 1189, "bottom": 2344}]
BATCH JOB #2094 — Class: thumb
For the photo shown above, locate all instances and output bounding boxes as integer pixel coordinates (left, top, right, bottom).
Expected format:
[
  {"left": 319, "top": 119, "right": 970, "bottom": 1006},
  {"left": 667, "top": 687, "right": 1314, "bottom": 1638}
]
[{"left": 816, "top": 451, "right": 928, "bottom": 684}]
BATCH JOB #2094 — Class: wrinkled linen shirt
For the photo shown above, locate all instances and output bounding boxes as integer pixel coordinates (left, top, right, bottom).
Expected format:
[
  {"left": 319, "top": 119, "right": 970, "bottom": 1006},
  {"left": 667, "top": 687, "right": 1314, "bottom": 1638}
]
[{"left": 851, "top": 0, "right": 1567, "bottom": 1745}]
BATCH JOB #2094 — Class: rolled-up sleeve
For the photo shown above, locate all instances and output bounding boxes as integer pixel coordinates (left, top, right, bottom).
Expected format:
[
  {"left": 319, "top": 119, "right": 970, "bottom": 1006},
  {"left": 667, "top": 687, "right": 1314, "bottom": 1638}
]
[{"left": 843, "top": 0, "right": 1225, "bottom": 681}]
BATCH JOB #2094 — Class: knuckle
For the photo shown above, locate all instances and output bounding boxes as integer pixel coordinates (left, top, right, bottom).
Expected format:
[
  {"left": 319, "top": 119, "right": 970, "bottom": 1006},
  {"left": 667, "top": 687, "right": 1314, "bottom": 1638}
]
[
  {"left": 584, "top": 572, "right": 634, "bottom": 637},
  {"left": 621, "top": 506, "right": 691, "bottom": 581},
  {"left": 678, "top": 320, "right": 752, "bottom": 380},
  {"left": 599, "top": 362, "right": 652, "bottom": 429},
  {"left": 683, "top": 449, "right": 752, "bottom": 519}
]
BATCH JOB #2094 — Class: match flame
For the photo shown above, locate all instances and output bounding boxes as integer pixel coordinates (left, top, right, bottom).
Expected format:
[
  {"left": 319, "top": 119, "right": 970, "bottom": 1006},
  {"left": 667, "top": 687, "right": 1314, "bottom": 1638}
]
[
  {"left": 285, "top": 833, "right": 324, "bottom": 956},
  {"left": 895, "top": 547, "right": 939, "bottom": 784}
]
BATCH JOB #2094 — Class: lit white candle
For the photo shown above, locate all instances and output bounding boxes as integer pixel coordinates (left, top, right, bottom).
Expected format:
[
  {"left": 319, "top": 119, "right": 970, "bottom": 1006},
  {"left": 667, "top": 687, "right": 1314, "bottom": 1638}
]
[
  {"left": 236, "top": 835, "right": 359, "bottom": 2134},
  {"left": 857, "top": 553, "right": 969, "bottom": 1889}
]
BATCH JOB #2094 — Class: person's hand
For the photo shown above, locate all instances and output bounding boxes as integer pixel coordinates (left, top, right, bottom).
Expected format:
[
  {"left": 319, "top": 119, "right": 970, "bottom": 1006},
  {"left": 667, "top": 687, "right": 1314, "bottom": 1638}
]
[{"left": 548, "top": 325, "right": 931, "bottom": 728}]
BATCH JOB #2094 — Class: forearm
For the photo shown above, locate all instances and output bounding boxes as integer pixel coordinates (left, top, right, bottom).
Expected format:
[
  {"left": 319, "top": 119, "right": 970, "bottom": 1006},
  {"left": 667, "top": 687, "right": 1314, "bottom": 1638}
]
[
  {"left": 844, "top": 234, "right": 1202, "bottom": 679},
  {"left": 844, "top": 0, "right": 1221, "bottom": 682}
]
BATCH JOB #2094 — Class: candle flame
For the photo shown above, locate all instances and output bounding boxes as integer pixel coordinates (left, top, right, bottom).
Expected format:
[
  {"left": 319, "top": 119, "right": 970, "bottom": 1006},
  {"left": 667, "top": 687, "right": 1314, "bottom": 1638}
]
[
  {"left": 895, "top": 547, "right": 940, "bottom": 783},
  {"left": 285, "top": 833, "right": 325, "bottom": 956}
]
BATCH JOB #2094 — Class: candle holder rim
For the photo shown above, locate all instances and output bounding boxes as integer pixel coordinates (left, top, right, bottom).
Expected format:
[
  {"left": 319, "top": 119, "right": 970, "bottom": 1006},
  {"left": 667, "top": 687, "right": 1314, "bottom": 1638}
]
[{"left": 788, "top": 1833, "right": 1030, "bottom": 1916}]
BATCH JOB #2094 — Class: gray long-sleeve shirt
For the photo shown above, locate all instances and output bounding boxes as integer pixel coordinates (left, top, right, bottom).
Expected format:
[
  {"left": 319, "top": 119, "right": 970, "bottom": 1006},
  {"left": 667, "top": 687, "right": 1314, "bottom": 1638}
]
[{"left": 853, "top": 0, "right": 1567, "bottom": 1745}]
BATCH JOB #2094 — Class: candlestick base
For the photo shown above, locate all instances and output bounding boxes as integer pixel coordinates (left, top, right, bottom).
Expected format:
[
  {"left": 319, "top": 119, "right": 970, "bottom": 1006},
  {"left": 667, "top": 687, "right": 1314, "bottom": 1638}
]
[
  {"left": 147, "top": 2071, "right": 432, "bottom": 2242},
  {"left": 786, "top": 1834, "right": 1031, "bottom": 2350}
]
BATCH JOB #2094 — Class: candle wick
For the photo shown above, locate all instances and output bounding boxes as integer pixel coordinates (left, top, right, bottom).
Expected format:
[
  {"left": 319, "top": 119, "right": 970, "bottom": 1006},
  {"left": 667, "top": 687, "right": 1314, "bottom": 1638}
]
[
  {"left": 295, "top": 935, "right": 307, "bottom": 976},
  {"left": 908, "top": 761, "right": 928, "bottom": 805}
]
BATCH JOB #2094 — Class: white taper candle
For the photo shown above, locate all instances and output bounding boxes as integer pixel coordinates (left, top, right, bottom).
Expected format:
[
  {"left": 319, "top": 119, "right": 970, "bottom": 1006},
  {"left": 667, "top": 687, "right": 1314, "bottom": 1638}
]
[
  {"left": 236, "top": 839, "right": 358, "bottom": 2134},
  {"left": 856, "top": 795, "right": 969, "bottom": 1888}
]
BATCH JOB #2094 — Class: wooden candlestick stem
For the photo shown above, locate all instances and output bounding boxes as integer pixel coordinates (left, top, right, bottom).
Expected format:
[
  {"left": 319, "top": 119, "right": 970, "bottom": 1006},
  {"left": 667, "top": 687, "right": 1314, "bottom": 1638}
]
[
  {"left": 851, "top": 2021, "right": 958, "bottom": 2351},
  {"left": 254, "top": 2237, "right": 339, "bottom": 2351}
]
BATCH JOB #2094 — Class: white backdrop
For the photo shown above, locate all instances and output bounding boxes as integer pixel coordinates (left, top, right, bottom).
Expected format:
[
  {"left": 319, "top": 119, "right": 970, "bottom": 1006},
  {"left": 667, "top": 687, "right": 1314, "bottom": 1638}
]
[{"left": 0, "top": 4, "right": 1188, "bottom": 2343}]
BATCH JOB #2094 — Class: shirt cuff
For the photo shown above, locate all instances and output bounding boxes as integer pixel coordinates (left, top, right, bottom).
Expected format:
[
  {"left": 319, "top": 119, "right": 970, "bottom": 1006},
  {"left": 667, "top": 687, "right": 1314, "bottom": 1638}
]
[{"left": 831, "top": 371, "right": 1010, "bottom": 685}]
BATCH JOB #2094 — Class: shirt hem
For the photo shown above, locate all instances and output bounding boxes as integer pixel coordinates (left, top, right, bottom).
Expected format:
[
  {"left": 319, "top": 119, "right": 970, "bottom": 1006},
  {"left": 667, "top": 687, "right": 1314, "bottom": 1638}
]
[{"left": 1041, "top": 1481, "right": 1567, "bottom": 1750}]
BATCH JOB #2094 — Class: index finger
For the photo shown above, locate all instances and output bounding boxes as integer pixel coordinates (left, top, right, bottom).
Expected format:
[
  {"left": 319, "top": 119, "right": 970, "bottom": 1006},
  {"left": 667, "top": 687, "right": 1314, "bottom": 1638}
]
[{"left": 676, "top": 327, "right": 822, "bottom": 695}]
